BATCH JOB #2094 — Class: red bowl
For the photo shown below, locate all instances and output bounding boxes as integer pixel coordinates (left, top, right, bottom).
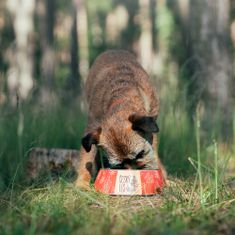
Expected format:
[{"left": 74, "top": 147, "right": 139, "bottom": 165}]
[{"left": 94, "top": 169, "right": 164, "bottom": 195}]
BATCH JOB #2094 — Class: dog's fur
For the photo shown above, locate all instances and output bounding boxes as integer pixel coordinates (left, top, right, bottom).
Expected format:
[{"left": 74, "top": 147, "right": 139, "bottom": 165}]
[{"left": 76, "top": 50, "right": 165, "bottom": 189}]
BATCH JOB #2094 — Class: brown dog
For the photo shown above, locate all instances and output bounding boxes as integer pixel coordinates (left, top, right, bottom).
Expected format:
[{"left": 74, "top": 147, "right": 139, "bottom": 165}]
[{"left": 76, "top": 50, "right": 165, "bottom": 189}]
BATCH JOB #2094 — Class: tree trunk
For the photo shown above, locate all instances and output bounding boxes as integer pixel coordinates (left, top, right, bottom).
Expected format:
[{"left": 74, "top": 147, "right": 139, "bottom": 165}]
[
  {"left": 69, "top": 7, "right": 80, "bottom": 92},
  {"left": 36, "top": 0, "right": 56, "bottom": 104},
  {"left": 139, "top": 0, "right": 153, "bottom": 72},
  {"left": 74, "top": 0, "right": 89, "bottom": 82},
  {"left": 27, "top": 148, "right": 79, "bottom": 179},
  {"left": 6, "top": 0, "right": 35, "bottom": 105},
  {"left": 189, "top": 0, "right": 234, "bottom": 141}
]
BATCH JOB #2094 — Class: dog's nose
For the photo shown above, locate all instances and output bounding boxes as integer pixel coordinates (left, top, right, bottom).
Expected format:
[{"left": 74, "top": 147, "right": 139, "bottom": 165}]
[{"left": 135, "top": 150, "right": 145, "bottom": 159}]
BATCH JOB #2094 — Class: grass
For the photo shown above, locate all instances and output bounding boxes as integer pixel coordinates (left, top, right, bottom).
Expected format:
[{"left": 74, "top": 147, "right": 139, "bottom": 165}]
[
  {"left": 0, "top": 98, "right": 235, "bottom": 235},
  {"left": 1, "top": 177, "right": 235, "bottom": 235}
]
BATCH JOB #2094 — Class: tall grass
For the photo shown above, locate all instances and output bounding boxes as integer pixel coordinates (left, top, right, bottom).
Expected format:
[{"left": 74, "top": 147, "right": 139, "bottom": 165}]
[
  {"left": 195, "top": 104, "right": 203, "bottom": 204},
  {"left": 214, "top": 140, "right": 218, "bottom": 202}
]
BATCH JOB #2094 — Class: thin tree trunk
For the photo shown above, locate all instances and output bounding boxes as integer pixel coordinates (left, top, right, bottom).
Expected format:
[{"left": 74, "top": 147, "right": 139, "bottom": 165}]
[
  {"left": 74, "top": 0, "right": 89, "bottom": 81},
  {"left": 6, "top": 0, "right": 35, "bottom": 105},
  {"left": 139, "top": 0, "right": 153, "bottom": 72},
  {"left": 69, "top": 7, "right": 80, "bottom": 92},
  {"left": 36, "top": 0, "right": 56, "bottom": 104},
  {"left": 150, "top": 0, "right": 157, "bottom": 52}
]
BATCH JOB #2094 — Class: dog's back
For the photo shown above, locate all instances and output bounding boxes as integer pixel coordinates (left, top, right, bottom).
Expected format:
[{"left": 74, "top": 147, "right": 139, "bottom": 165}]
[{"left": 85, "top": 50, "right": 159, "bottom": 129}]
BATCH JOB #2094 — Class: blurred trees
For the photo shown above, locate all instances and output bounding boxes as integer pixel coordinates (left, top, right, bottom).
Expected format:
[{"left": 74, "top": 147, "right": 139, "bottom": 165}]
[
  {"left": 188, "top": 0, "right": 233, "bottom": 141},
  {"left": 0, "top": 0, "right": 234, "bottom": 142}
]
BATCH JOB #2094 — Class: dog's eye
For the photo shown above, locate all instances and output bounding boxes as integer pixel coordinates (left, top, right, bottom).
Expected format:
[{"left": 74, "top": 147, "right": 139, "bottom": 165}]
[{"left": 136, "top": 150, "right": 145, "bottom": 159}]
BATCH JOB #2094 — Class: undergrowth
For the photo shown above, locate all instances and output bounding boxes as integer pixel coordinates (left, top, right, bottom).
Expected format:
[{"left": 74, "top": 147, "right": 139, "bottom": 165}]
[{"left": 0, "top": 99, "right": 234, "bottom": 235}]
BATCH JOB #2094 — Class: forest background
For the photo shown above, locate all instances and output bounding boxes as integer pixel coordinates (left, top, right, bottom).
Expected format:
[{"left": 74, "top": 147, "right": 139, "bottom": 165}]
[{"left": 0, "top": 0, "right": 235, "bottom": 234}]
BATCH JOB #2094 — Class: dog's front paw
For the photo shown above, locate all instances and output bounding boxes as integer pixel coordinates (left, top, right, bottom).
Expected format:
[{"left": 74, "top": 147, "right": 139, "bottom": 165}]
[{"left": 75, "top": 179, "right": 91, "bottom": 190}]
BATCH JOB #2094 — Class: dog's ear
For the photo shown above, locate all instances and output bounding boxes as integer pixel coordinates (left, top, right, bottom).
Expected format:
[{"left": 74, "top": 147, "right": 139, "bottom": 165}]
[
  {"left": 81, "top": 127, "right": 102, "bottom": 152},
  {"left": 129, "top": 114, "right": 159, "bottom": 133}
]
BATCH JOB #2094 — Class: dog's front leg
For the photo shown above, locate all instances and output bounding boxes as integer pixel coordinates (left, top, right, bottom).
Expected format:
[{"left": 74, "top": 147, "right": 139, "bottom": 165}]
[
  {"left": 152, "top": 134, "right": 167, "bottom": 180},
  {"left": 75, "top": 146, "right": 97, "bottom": 190}
]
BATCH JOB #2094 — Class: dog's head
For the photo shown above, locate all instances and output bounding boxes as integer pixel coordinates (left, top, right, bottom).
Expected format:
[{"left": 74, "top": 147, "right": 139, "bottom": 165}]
[{"left": 81, "top": 114, "right": 159, "bottom": 168}]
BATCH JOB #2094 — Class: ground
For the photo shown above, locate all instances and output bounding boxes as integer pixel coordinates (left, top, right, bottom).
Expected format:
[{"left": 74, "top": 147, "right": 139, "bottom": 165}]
[
  {"left": 0, "top": 103, "right": 235, "bottom": 235},
  {"left": 0, "top": 176, "right": 235, "bottom": 235}
]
